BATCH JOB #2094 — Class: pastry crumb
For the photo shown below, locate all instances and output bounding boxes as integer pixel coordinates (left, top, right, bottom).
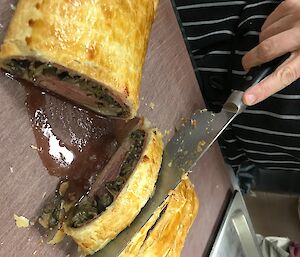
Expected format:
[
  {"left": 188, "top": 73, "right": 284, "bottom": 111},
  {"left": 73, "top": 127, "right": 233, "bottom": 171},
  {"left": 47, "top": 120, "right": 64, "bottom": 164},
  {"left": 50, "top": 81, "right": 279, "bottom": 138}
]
[
  {"left": 59, "top": 181, "right": 69, "bottom": 196},
  {"left": 14, "top": 214, "right": 30, "bottom": 228},
  {"left": 197, "top": 140, "right": 206, "bottom": 153},
  {"left": 191, "top": 119, "right": 197, "bottom": 128},
  {"left": 164, "top": 129, "right": 170, "bottom": 135},
  {"left": 30, "top": 145, "right": 42, "bottom": 152},
  {"left": 149, "top": 102, "right": 155, "bottom": 110},
  {"left": 47, "top": 230, "right": 65, "bottom": 245},
  {"left": 10, "top": 4, "right": 16, "bottom": 10},
  {"left": 42, "top": 192, "right": 47, "bottom": 199},
  {"left": 168, "top": 161, "right": 173, "bottom": 168}
]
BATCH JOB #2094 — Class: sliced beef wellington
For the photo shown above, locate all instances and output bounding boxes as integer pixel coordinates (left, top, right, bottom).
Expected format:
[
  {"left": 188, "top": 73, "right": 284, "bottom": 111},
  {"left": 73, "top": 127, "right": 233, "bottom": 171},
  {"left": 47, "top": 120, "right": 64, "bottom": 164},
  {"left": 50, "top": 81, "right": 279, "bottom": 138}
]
[
  {"left": 119, "top": 176, "right": 199, "bottom": 257},
  {"left": 38, "top": 127, "right": 163, "bottom": 256},
  {"left": 0, "top": 0, "right": 159, "bottom": 118}
]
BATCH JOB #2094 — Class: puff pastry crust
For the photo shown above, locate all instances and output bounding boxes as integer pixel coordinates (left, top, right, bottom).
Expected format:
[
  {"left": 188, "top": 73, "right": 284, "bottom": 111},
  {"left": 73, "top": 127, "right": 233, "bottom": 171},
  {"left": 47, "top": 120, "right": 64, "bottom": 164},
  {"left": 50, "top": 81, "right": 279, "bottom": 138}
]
[
  {"left": 119, "top": 176, "right": 199, "bottom": 257},
  {"left": 0, "top": 0, "right": 159, "bottom": 118},
  {"left": 63, "top": 128, "right": 163, "bottom": 256}
]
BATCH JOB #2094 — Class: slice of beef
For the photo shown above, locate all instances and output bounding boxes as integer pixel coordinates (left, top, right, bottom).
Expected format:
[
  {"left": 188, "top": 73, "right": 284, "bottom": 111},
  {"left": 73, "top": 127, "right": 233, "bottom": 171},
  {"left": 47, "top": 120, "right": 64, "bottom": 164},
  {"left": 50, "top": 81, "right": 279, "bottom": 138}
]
[
  {"left": 2, "top": 59, "right": 130, "bottom": 118},
  {"left": 66, "top": 129, "right": 146, "bottom": 228}
]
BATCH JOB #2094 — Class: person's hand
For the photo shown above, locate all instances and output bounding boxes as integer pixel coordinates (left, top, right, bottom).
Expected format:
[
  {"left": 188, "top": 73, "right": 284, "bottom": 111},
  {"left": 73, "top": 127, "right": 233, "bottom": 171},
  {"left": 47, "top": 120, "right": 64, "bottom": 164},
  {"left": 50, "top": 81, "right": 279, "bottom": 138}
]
[{"left": 242, "top": 0, "right": 300, "bottom": 106}]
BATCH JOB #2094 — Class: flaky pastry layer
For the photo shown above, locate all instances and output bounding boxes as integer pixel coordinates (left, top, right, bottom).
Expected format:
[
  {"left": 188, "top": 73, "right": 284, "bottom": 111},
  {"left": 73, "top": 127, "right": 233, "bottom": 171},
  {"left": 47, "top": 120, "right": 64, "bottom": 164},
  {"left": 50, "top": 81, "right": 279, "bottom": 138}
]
[
  {"left": 63, "top": 128, "right": 163, "bottom": 256},
  {"left": 0, "top": 0, "right": 159, "bottom": 118},
  {"left": 119, "top": 176, "right": 199, "bottom": 257}
]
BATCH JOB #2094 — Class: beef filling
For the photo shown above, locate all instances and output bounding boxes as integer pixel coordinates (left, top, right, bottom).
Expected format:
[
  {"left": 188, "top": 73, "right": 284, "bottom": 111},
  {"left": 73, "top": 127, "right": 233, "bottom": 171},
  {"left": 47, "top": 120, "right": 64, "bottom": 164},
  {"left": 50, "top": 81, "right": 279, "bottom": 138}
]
[
  {"left": 38, "top": 130, "right": 146, "bottom": 229},
  {"left": 39, "top": 181, "right": 69, "bottom": 229},
  {"left": 67, "top": 129, "right": 145, "bottom": 228},
  {"left": 39, "top": 195, "right": 63, "bottom": 229},
  {"left": 3, "top": 59, "right": 127, "bottom": 117}
]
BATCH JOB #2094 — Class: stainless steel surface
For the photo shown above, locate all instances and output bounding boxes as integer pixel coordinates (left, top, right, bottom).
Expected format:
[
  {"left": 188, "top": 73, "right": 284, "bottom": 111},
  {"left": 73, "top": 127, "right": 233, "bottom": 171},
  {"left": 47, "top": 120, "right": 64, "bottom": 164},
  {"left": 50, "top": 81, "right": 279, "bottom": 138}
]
[
  {"left": 232, "top": 211, "right": 263, "bottom": 257},
  {"left": 95, "top": 108, "right": 237, "bottom": 256},
  {"left": 223, "top": 90, "right": 246, "bottom": 115},
  {"left": 210, "top": 191, "right": 263, "bottom": 257}
]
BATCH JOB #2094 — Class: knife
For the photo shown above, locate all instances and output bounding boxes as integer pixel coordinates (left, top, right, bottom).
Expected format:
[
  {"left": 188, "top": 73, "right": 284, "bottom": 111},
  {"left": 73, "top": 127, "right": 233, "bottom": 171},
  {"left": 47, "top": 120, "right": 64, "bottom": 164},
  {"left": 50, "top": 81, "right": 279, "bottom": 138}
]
[{"left": 94, "top": 53, "right": 289, "bottom": 257}]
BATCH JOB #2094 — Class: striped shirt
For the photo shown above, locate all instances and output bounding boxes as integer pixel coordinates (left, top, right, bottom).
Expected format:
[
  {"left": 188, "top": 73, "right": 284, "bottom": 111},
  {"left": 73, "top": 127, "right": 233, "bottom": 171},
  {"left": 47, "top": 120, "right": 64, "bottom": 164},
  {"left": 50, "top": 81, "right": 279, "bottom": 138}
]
[{"left": 174, "top": 0, "right": 300, "bottom": 187}]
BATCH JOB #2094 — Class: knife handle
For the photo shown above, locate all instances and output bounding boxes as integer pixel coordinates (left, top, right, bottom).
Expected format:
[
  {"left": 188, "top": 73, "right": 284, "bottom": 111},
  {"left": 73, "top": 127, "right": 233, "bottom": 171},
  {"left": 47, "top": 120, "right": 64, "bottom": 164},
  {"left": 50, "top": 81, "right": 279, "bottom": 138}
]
[{"left": 223, "top": 53, "right": 291, "bottom": 114}]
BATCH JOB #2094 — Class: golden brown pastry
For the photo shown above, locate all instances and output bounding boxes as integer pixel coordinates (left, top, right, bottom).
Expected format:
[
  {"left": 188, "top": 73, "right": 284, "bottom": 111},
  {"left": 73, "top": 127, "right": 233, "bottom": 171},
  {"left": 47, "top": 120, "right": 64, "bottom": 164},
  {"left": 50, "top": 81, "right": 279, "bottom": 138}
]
[
  {"left": 38, "top": 128, "right": 198, "bottom": 257},
  {"left": 39, "top": 127, "right": 163, "bottom": 256},
  {"left": 119, "top": 176, "right": 199, "bottom": 257},
  {"left": 0, "top": 0, "right": 159, "bottom": 118},
  {"left": 64, "top": 128, "right": 163, "bottom": 255}
]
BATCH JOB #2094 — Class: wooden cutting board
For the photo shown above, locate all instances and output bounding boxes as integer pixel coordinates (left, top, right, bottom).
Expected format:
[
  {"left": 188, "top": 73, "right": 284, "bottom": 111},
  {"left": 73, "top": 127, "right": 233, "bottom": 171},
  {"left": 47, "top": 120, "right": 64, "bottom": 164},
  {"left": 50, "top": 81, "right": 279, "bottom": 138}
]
[{"left": 0, "top": 0, "right": 232, "bottom": 256}]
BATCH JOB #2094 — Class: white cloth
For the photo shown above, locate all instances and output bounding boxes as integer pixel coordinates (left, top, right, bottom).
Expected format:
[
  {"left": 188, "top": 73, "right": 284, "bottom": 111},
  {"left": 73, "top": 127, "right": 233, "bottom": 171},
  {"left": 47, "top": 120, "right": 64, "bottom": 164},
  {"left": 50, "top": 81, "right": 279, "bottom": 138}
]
[{"left": 257, "top": 235, "right": 290, "bottom": 257}]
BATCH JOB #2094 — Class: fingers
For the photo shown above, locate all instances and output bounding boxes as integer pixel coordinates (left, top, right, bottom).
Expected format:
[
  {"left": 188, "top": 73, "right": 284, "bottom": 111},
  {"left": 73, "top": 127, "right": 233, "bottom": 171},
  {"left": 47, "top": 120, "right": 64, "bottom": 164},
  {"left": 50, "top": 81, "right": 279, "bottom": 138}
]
[
  {"left": 241, "top": 0, "right": 300, "bottom": 106},
  {"left": 260, "top": 14, "right": 294, "bottom": 42},
  {"left": 242, "top": 28, "right": 300, "bottom": 70},
  {"left": 261, "top": 0, "right": 296, "bottom": 31},
  {"left": 243, "top": 51, "right": 300, "bottom": 106}
]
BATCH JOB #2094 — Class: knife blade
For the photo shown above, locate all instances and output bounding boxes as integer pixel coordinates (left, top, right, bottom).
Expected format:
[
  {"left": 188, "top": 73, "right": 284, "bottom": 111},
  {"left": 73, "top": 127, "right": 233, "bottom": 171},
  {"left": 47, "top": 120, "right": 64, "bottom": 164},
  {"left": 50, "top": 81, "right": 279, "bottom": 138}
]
[{"left": 94, "top": 54, "right": 290, "bottom": 257}]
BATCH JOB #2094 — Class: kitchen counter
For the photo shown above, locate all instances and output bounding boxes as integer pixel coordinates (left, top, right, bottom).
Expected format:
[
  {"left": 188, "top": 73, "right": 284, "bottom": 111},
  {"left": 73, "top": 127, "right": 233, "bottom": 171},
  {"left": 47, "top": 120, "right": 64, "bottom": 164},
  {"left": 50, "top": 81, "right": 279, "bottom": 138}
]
[{"left": 0, "top": 0, "right": 232, "bottom": 256}]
